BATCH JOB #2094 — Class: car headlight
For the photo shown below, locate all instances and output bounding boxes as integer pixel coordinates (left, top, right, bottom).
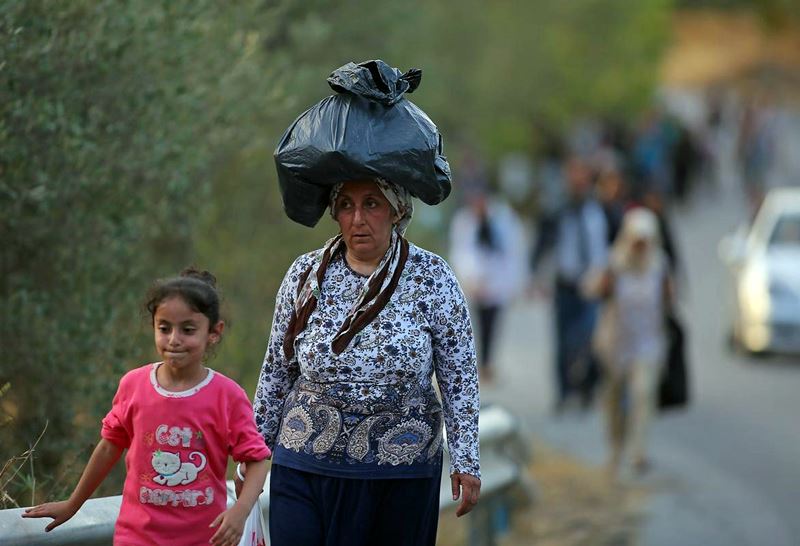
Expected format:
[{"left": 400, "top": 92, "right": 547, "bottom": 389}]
[{"left": 739, "top": 266, "right": 770, "bottom": 321}]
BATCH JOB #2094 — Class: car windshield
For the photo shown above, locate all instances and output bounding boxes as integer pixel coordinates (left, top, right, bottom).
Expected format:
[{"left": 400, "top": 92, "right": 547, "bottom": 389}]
[{"left": 768, "top": 215, "right": 800, "bottom": 247}]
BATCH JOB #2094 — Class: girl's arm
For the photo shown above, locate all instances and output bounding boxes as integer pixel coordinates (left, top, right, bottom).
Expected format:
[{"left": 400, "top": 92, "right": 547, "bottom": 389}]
[
  {"left": 208, "top": 459, "right": 269, "bottom": 546},
  {"left": 21, "top": 438, "right": 123, "bottom": 532}
]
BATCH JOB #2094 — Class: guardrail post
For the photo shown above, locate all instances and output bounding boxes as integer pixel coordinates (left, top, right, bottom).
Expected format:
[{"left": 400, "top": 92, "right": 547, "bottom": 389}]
[{"left": 467, "top": 498, "right": 497, "bottom": 546}]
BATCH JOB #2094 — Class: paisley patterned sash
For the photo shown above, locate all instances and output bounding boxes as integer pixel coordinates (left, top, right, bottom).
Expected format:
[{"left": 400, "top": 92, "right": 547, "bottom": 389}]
[{"left": 277, "top": 378, "right": 444, "bottom": 468}]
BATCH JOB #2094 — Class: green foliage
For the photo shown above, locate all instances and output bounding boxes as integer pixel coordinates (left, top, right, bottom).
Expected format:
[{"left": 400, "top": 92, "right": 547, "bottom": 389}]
[
  {"left": 1, "top": 383, "right": 47, "bottom": 509},
  {"left": 0, "top": 0, "right": 291, "bottom": 500},
  {"left": 676, "top": 0, "right": 800, "bottom": 26},
  {"left": 1, "top": 0, "right": 671, "bottom": 503},
  {"left": 415, "top": 0, "right": 673, "bottom": 156}
]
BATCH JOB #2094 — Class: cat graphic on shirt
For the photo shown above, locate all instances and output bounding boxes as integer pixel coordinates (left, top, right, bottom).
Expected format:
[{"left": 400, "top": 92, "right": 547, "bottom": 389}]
[{"left": 151, "top": 450, "right": 206, "bottom": 487}]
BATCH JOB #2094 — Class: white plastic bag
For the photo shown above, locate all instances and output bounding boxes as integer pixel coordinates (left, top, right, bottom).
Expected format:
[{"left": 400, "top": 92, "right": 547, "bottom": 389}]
[{"left": 238, "top": 498, "right": 268, "bottom": 546}]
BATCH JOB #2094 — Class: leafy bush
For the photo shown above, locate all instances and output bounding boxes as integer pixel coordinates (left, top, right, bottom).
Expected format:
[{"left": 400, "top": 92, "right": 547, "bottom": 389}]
[{"left": 0, "top": 0, "right": 290, "bottom": 500}]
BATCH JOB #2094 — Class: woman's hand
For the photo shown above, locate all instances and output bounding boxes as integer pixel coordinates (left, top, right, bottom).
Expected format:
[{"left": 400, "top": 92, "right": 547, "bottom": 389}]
[
  {"left": 21, "top": 500, "right": 80, "bottom": 532},
  {"left": 451, "top": 472, "right": 481, "bottom": 517}
]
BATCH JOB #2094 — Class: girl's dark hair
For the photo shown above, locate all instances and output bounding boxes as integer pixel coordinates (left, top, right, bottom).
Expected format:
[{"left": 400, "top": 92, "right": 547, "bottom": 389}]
[{"left": 145, "top": 267, "right": 222, "bottom": 329}]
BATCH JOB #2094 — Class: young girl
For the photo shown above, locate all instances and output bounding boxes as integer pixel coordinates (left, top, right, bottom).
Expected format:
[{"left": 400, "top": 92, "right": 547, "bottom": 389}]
[{"left": 23, "top": 268, "right": 271, "bottom": 546}]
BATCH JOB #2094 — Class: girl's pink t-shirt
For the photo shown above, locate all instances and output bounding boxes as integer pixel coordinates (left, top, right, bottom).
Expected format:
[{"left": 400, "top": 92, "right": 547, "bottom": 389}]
[{"left": 101, "top": 363, "right": 271, "bottom": 546}]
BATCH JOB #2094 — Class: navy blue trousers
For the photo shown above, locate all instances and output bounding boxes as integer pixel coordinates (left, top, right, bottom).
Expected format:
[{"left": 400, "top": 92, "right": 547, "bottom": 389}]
[
  {"left": 555, "top": 282, "right": 600, "bottom": 404},
  {"left": 269, "top": 463, "right": 442, "bottom": 546}
]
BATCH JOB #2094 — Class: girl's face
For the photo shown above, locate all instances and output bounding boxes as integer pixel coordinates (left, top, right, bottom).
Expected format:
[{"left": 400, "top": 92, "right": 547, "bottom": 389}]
[
  {"left": 153, "top": 296, "right": 222, "bottom": 373},
  {"left": 334, "top": 181, "right": 399, "bottom": 263}
]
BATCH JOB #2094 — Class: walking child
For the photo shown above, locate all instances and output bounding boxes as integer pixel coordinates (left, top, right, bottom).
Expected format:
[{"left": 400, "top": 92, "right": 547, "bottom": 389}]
[{"left": 23, "top": 268, "right": 271, "bottom": 545}]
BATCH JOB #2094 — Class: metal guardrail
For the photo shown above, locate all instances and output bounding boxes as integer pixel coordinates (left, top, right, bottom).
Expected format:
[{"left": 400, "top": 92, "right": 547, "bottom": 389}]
[
  {"left": 0, "top": 405, "right": 533, "bottom": 546},
  {"left": 447, "top": 405, "right": 535, "bottom": 546}
]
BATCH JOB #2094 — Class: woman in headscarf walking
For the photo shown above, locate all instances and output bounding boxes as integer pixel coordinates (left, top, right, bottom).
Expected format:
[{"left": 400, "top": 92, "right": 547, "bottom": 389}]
[
  {"left": 592, "top": 207, "right": 673, "bottom": 476},
  {"left": 241, "top": 61, "right": 481, "bottom": 546}
]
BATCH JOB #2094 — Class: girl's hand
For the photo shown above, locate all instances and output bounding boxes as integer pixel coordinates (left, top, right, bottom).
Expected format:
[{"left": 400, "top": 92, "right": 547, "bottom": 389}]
[
  {"left": 209, "top": 504, "right": 248, "bottom": 546},
  {"left": 21, "top": 500, "right": 80, "bottom": 532},
  {"left": 220, "top": 458, "right": 267, "bottom": 544},
  {"left": 21, "top": 438, "right": 122, "bottom": 533}
]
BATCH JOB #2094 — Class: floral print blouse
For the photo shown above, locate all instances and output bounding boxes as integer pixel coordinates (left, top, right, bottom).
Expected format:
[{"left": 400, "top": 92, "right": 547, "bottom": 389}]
[{"left": 253, "top": 243, "right": 480, "bottom": 479}]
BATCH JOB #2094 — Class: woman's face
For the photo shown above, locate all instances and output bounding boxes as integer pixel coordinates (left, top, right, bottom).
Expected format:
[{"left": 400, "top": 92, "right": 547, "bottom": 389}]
[
  {"left": 632, "top": 237, "right": 649, "bottom": 256},
  {"left": 334, "top": 181, "right": 399, "bottom": 263}
]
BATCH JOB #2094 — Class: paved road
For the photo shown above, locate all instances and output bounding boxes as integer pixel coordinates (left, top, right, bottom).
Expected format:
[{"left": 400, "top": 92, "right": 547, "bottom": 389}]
[{"left": 481, "top": 182, "right": 800, "bottom": 545}]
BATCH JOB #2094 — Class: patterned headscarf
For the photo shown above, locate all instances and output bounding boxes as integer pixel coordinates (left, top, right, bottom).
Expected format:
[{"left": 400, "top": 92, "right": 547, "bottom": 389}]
[
  {"left": 283, "top": 179, "right": 412, "bottom": 360},
  {"left": 329, "top": 178, "right": 414, "bottom": 235}
]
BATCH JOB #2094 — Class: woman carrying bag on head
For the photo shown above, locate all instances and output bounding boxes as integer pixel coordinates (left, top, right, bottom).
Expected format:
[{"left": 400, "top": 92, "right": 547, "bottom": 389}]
[{"left": 237, "top": 61, "right": 481, "bottom": 546}]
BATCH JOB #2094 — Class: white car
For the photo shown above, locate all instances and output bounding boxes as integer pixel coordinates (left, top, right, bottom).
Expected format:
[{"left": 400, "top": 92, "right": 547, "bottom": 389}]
[{"left": 720, "top": 187, "right": 800, "bottom": 355}]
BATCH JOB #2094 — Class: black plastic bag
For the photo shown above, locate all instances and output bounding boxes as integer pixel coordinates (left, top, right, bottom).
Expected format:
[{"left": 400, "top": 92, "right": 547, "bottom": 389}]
[
  {"left": 659, "top": 313, "right": 690, "bottom": 410},
  {"left": 274, "top": 60, "right": 452, "bottom": 227}
]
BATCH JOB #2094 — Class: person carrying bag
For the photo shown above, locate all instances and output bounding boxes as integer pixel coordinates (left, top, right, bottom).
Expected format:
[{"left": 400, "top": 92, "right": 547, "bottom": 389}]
[{"left": 590, "top": 208, "right": 687, "bottom": 476}]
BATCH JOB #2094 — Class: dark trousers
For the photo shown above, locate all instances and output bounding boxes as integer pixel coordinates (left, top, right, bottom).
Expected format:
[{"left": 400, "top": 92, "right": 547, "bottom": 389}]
[
  {"left": 554, "top": 281, "right": 600, "bottom": 405},
  {"left": 477, "top": 304, "right": 501, "bottom": 370},
  {"left": 269, "top": 463, "right": 442, "bottom": 546}
]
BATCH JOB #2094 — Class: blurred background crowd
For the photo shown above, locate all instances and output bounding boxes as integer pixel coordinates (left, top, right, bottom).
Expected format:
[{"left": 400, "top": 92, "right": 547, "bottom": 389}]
[{"left": 2, "top": 0, "right": 800, "bottom": 543}]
